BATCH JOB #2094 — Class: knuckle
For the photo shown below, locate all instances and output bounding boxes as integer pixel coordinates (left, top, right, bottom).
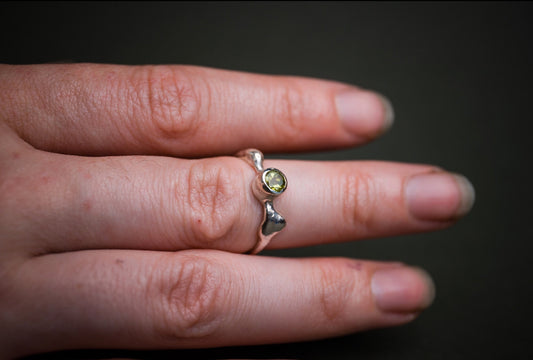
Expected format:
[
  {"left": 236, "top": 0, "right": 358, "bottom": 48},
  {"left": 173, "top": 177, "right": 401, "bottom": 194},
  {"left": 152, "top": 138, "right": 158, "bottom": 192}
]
[
  {"left": 273, "top": 82, "right": 308, "bottom": 141},
  {"left": 313, "top": 260, "right": 359, "bottom": 323},
  {"left": 179, "top": 159, "right": 245, "bottom": 248},
  {"left": 153, "top": 254, "right": 225, "bottom": 340},
  {"left": 128, "top": 66, "right": 201, "bottom": 143},
  {"left": 339, "top": 170, "right": 378, "bottom": 232}
]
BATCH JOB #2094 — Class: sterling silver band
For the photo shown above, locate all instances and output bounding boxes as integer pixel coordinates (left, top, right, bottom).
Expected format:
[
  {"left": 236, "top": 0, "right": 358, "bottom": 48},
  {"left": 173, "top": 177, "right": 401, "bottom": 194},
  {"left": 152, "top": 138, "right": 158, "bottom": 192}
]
[{"left": 237, "top": 149, "right": 287, "bottom": 254}]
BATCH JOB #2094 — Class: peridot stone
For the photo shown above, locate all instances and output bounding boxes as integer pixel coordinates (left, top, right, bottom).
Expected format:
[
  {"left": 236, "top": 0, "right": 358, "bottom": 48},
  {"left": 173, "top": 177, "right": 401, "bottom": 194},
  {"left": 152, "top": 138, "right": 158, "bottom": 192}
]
[{"left": 264, "top": 169, "right": 286, "bottom": 193}]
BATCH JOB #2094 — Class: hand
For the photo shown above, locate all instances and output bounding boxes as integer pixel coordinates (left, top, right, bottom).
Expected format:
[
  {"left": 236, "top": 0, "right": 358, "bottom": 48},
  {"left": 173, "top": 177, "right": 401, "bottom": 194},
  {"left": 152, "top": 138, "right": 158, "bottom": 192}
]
[{"left": 0, "top": 64, "right": 474, "bottom": 358}]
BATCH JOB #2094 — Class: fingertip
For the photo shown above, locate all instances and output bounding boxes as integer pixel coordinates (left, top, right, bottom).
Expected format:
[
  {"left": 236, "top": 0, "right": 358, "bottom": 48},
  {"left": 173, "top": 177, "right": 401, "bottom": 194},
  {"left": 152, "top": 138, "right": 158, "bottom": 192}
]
[
  {"left": 335, "top": 89, "right": 394, "bottom": 140},
  {"left": 452, "top": 173, "right": 476, "bottom": 217},
  {"left": 371, "top": 266, "right": 436, "bottom": 314},
  {"left": 405, "top": 172, "right": 475, "bottom": 221},
  {"left": 376, "top": 93, "right": 395, "bottom": 133}
]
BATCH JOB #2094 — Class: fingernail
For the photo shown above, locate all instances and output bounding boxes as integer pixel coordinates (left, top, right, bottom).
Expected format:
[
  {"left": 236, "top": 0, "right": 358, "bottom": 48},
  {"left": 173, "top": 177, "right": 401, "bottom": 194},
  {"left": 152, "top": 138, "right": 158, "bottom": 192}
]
[
  {"left": 335, "top": 89, "right": 394, "bottom": 137},
  {"left": 371, "top": 267, "right": 435, "bottom": 313},
  {"left": 377, "top": 93, "right": 394, "bottom": 131},
  {"left": 406, "top": 172, "right": 475, "bottom": 221}
]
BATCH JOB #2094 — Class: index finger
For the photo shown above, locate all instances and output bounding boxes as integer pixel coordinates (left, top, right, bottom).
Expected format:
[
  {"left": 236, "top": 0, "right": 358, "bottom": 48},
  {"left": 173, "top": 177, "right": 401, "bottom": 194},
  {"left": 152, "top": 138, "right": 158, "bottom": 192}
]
[{"left": 0, "top": 64, "right": 393, "bottom": 157}]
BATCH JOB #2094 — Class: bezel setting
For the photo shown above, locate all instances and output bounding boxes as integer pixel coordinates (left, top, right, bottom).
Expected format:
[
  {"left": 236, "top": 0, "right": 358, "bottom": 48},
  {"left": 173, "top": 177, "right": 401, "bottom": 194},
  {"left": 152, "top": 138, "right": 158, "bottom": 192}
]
[{"left": 261, "top": 168, "right": 287, "bottom": 195}]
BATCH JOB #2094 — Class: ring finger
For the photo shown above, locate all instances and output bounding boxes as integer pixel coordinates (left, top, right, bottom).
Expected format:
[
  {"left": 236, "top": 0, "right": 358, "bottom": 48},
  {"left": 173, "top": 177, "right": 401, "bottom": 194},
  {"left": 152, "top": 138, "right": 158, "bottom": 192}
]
[{"left": 3, "top": 149, "right": 474, "bottom": 255}]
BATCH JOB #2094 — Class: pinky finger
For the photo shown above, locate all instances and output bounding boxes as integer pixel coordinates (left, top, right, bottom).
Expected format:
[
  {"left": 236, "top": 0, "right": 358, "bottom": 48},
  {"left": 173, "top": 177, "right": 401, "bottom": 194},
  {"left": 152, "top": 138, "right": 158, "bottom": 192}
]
[{"left": 2, "top": 250, "right": 435, "bottom": 357}]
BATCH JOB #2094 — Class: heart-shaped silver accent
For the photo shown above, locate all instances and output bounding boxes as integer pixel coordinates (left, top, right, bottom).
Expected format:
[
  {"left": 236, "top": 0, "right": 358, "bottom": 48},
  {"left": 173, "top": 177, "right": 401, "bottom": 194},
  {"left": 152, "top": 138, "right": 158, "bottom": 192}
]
[{"left": 261, "top": 200, "right": 286, "bottom": 237}]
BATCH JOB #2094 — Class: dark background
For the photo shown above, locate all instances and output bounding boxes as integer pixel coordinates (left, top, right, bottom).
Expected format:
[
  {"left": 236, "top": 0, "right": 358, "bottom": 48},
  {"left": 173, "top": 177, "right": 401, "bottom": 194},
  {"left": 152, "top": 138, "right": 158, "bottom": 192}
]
[{"left": 2, "top": 2, "right": 531, "bottom": 359}]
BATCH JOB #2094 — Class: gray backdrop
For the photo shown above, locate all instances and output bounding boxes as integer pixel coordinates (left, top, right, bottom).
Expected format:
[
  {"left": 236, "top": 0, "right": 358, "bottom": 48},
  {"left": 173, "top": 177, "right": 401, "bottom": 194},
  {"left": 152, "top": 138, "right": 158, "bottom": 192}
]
[{"left": 2, "top": 2, "right": 531, "bottom": 359}]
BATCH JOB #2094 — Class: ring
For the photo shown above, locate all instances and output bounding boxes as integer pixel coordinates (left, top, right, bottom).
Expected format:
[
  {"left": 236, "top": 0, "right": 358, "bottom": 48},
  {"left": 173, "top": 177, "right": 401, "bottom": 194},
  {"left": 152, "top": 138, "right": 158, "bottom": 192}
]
[{"left": 237, "top": 149, "right": 287, "bottom": 254}]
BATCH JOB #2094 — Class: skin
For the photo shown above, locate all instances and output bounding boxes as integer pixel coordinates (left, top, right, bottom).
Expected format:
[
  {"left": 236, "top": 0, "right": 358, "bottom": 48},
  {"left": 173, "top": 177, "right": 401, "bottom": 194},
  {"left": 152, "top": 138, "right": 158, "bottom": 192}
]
[{"left": 0, "top": 64, "right": 474, "bottom": 358}]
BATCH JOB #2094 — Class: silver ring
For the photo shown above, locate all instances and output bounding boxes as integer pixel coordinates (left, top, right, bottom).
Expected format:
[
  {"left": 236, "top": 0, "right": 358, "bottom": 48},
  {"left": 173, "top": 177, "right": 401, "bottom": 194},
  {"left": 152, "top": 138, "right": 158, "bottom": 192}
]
[{"left": 237, "top": 149, "right": 287, "bottom": 254}]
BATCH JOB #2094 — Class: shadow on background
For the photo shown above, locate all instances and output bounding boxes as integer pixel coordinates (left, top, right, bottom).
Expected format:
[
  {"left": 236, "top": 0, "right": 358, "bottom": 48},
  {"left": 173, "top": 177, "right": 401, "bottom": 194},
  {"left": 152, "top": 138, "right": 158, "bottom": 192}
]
[{"left": 22, "top": 327, "right": 409, "bottom": 359}]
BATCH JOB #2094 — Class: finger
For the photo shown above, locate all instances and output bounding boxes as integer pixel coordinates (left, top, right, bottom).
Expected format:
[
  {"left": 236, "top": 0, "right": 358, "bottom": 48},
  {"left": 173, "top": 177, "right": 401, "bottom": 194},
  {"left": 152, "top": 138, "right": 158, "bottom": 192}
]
[
  {"left": 3, "top": 250, "right": 434, "bottom": 356},
  {"left": 5, "top": 151, "right": 474, "bottom": 255},
  {"left": 0, "top": 64, "right": 392, "bottom": 157}
]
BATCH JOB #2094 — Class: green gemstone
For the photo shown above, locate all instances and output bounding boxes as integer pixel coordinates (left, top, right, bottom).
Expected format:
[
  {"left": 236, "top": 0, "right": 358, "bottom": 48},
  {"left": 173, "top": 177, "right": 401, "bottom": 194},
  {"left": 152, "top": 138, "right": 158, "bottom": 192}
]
[{"left": 264, "top": 169, "right": 286, "bottom": 193}]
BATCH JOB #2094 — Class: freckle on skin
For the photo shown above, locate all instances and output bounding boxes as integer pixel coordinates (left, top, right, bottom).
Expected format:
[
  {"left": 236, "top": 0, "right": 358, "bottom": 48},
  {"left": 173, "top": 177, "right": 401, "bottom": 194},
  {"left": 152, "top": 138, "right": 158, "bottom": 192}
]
[
  {"left": 82, "top": 200, "right": 92, "bottom": 211},
  {"left": 347, "top": 261, "right": 363, "bottom": 271},
  {"left": 115, "top": 259, "right": 124, "bottom": 265},
  {"left": 106, "top": 71, "right": 117, "bottom": 80},
  {"left": 40, "top": 176, "right": 50, "bottom": 184},
  {"left": 12, "top": 152, "right": 20, "bottom": 159}
]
